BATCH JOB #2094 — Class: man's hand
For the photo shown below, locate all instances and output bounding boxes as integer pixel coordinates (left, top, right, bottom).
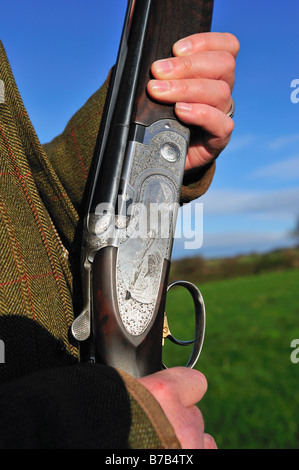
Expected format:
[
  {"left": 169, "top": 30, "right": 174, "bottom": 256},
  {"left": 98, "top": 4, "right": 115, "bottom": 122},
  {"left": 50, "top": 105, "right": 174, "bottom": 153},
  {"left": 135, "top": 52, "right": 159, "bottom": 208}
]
[
  {"left": 137, "top": 367, "right": 217, "bottom": 449},
  {"left": 147, "top": 32, "right": 240, "bottom": 171}
]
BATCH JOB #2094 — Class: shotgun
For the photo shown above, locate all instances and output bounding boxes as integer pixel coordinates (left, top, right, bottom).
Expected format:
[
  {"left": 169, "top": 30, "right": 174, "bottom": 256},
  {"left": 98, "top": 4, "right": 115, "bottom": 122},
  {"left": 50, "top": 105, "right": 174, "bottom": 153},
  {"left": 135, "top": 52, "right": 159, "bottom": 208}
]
[{"left": 71, "top": 0, "right": 214, "bottom": 378}]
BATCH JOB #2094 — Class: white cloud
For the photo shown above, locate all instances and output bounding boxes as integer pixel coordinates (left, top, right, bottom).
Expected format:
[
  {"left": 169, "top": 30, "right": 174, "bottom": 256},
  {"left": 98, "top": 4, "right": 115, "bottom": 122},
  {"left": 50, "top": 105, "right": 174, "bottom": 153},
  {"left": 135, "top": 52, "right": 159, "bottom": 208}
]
[
  {"left": 200, "top": 230, "right": 296, "bottom": 258},
  {"left": 251, "top": 155, "right": 299, "bottom": 180},
  {"left": 172, "top": 187, "right": 299, "bottom": 259},
  {"left": 197, "top": 187, "right": 299, "bottom": 217},
  {"left": 268, "top": 133, "right": 299, "bottom": 150},
  {"left": 172, "top": 230, "right": 296, "bottom": 259},
  {"left": 224, "top": 134, "right": 258, "bottom": 152},
  {"left": 202, "top": 231, "right": 290, "bottom": 248}
]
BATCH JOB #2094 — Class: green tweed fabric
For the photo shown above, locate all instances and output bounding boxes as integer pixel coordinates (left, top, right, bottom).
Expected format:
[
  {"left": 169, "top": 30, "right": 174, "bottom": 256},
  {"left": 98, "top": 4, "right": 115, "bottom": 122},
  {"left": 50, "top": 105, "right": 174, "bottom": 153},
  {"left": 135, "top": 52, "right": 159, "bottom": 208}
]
[
  {"left": 0, "top": 41, "right": 77, "bottom": 359},
  {"left": 128, "top": 395, "right": 165, "bottom": 449},
  {"left": 0, "top": 41, "right": 171, "bottom": 449},
  {"left": 0, "top": 39, "right": 114, "bottom": 356}
]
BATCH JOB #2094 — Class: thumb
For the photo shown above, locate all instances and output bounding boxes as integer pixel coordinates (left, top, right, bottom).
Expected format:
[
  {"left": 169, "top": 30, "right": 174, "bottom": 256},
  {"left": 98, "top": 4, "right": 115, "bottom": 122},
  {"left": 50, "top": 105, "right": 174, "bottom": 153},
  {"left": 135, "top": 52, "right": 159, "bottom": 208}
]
[{"left": 138, "top": 366, "right": 208, "bottom": 408}]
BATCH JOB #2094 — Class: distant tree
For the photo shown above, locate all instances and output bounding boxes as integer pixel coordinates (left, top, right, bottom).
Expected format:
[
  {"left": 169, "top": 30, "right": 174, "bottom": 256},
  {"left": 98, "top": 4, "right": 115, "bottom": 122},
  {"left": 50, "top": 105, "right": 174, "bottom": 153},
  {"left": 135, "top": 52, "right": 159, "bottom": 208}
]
[{"left": 290, "top": 215, "right": 299, "bottom": 245}]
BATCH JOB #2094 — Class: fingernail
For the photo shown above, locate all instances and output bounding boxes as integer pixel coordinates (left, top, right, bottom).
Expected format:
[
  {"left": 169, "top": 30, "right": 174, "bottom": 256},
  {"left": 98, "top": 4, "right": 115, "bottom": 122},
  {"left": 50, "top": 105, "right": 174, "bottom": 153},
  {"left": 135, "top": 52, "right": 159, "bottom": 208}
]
[
  {"left": 153, "top": 59, "right": 174, "bottom": 75},
  {"left": 150, "top": 80, "right": 171, "bottom": 93},
  {"left": 174, "top": 39, "right": 192, "bottom": 55},
  {"left": 176, "top": 102, "right": 192, "bottom": 113}
]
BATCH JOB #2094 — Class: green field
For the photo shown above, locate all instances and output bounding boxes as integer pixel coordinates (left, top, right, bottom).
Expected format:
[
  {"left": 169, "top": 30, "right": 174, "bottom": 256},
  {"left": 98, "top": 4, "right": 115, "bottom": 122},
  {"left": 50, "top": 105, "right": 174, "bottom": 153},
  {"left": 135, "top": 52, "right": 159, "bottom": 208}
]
[{"left": 163, "top": 266, "right": 299, "bottom": 449}]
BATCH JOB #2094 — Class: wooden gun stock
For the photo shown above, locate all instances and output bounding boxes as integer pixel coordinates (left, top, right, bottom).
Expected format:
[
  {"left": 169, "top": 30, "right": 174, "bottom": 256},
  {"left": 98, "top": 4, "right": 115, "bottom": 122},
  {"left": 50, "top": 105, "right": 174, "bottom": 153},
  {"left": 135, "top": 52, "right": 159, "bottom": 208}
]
[{"left": 132, "top": 0, "right": 214, "bottom": 126}]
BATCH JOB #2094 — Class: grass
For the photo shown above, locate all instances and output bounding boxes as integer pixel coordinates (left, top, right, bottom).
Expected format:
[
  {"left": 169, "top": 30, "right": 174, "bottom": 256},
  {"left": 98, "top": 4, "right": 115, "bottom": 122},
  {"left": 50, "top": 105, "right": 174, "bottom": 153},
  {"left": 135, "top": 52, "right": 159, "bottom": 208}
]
[
  {"left": 169, "top": 246, "right": 299, "bottom": 284},
  {"left": 163, "top": 267, "right": 299, "bottom": 449}
]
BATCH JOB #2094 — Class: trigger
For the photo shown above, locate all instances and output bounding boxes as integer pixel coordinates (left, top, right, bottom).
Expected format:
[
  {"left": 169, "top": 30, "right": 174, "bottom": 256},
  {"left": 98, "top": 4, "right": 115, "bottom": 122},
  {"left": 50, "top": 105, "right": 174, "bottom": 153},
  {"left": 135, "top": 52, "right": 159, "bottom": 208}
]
[{"left": 162, "top": 313, "right": 171, "bottom": 346}]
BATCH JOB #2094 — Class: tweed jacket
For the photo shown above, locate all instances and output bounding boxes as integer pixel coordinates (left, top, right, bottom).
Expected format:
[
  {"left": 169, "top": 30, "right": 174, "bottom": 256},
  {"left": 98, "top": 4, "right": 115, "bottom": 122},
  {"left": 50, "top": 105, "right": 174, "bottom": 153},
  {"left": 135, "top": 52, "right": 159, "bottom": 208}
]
[{"left": 0, "top": 40, "right": 214, "bottom": 449}]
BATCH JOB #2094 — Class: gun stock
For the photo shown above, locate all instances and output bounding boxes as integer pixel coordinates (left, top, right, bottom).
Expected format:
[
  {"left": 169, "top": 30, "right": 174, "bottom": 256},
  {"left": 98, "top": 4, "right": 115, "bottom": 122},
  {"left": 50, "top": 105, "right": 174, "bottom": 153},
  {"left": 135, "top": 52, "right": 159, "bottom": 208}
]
[{"left": 132, "top": 0, "right": 214, "bottom": 126}]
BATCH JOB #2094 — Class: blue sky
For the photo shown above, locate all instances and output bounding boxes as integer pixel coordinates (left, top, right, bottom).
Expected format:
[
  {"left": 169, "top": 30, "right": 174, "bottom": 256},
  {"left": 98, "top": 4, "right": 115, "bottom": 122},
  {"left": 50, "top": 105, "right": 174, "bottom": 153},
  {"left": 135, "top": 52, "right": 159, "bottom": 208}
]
[{"left": 1, "top": 0, "right": 299, "bottom": 259}]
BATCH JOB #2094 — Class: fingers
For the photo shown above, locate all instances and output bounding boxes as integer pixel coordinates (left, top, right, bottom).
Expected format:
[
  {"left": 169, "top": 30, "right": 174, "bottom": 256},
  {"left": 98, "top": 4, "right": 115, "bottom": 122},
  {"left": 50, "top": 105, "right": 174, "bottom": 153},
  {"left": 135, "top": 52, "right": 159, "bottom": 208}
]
[
  {"left": 150, "top": 32, "right": 239, "bottom": 95},
  {"left": 148, "top": 31, "right": 238, "bottom": 119},
  {"left": 148, "top": 77, "right": 231, "bottom": 113},
  {"left": 147, "top": 80, "right": 234, "bottom": 166},
  {"left": 138, "top": 366, "right": 208, "bottom": 408},
  {"left": 151, "top": 50, "right": 236, "bottom": 92},
  {"left": 176, "top": 104, "right": 234, "bottom": 170},
  {"left": 177, "top": 405, "right": 206, "bottom": 449},
  {"left": 147, "top": 31, "right": 238, "bottom": 171},
  {"left": 173, "top": 32, "right": 240, "bottom": 59},
  {"left": 175, "top": 102, "right": 234, "bottom": 142},
  {"left": 138, "top": 367, "right": 209, "bottom": 449},
  {"left": 204, "top": 433, "right": 218, "bottom": 449},
  {"left": 138, "top": 368, "right": 218, "bottom": 449}
]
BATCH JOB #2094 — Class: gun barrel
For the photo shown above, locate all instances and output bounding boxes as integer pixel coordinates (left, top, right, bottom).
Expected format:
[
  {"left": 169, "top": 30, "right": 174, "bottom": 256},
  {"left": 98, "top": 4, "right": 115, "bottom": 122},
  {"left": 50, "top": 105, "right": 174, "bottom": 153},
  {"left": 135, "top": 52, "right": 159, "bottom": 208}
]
[{"left": 89, "top": 0, "right": 152, "bottom": 213}]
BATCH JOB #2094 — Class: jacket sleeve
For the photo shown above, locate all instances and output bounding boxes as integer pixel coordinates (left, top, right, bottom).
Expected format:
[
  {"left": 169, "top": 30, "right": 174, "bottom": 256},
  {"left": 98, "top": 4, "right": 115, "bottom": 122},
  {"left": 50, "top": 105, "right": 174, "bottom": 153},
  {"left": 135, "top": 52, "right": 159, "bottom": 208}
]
[
  {"left": 0, "top": 362, "right": 180, "bottom": 449},
  {"left": 0, "top": 363, "right": 131, "bottom": 449}
]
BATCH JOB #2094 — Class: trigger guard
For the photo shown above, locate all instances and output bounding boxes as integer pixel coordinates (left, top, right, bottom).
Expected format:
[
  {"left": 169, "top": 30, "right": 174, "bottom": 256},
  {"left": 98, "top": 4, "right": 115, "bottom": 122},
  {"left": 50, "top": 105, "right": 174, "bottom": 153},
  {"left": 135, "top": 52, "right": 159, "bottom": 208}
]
[{"left": 163, "top": 280, "right": 206, "bottom": 369}]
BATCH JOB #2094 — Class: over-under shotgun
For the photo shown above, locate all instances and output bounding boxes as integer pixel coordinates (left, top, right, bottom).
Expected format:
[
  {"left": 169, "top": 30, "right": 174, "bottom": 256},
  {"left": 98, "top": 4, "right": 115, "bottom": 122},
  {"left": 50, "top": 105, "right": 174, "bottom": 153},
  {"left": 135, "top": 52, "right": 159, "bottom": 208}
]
[{"left": 72, "top": 0, "right": 214, "bottom": 378}]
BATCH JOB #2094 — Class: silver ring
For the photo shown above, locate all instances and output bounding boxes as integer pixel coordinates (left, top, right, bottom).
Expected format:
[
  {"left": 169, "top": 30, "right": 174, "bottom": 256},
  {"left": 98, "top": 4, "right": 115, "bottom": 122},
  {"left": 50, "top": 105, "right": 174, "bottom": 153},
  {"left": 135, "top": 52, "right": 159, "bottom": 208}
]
[{"left": 227, "top": 98, "right": 235, "bottom": 118}]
